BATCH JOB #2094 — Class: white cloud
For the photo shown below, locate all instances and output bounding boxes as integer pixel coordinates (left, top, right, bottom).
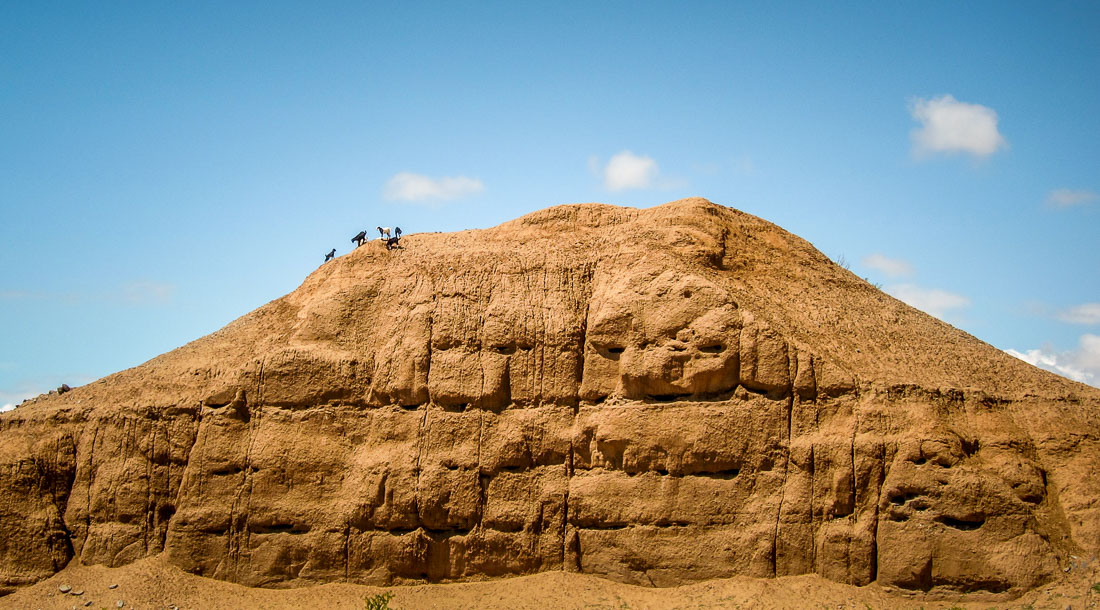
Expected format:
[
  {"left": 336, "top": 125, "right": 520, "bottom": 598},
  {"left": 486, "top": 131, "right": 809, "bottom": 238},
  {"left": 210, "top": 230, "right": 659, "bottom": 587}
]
[
  {"left": 1057, "top": 303, "right": 1100, "bottom": 325},
  {"left": 887, "top": 283, "right": 971, "bottom": 320},
  {"left": 603, "top": 151, "right": 659, "bottom": 191},
  {"left": 1006, "top": 333, "right": 1100, "bottom": 388},
  {"left": 383, "top": 172, "right": 484, "bottom": 203},
  {"left": 862, "top": 253, "right": 914, "bottom": 278},
  {"left": 909, "top": 94, "right": 1007, "bottom": 159},
  {"left": 0, "top": 388, "right": 41, "bottom": 411},
  {"left": 1045, "top": 188, "right": 1098, "bottom": 209},
  {"left": 1, "top": 283, "right": 175, "bottom": 306}
]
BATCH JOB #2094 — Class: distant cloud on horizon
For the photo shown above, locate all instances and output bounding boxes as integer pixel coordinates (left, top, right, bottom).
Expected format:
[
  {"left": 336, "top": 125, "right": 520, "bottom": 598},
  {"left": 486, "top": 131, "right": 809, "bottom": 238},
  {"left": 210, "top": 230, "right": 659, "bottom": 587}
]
[
  {"left": 383, "top": 172, "right": 485, "bottom": 203},
  {"left": 1006, "top": 333, "right": 1100, "bottom": 388},
  {"left": 887, "top": 283, "right": 971, "bottom": 320},
  {"left": 601, "top": 151, "right": 660, "bottom": 191},
  {"left": 0, "top": 403, "right": 14, "bottom": 413},
  {"left": 909, "top": 94, "right": 1007, "bottom": 159},
  {"left": 0, "top": 283, "right": 175, "bottom": 306},
  {"left": 862, "top": 253, "right": 914, "bottom": 278},
  {"left": 1056, "top": 302, "right": 1100, "bottom": 325},
  {"left": 1045, "top": 188, "right": 1098, "bottom": 209}
]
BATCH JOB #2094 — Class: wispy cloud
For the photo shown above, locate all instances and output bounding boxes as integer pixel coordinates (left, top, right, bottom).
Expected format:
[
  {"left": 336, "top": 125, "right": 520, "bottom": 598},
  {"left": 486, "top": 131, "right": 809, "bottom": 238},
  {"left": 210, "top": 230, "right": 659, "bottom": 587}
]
[
  {"left": 862, "top": 253, "right": 914, "bottom": 278},
  {"left": 383, "top": 172, "right": 484, "bottom": 203},
  {"left": 601, "top": 150, "right": 660, "bottom": 191},
  {"left": 909, "top": 94, "right": 1007, "bottom": 159},
  {"left": 1006, "top": 333, "right": 1100, "bottom": 388},
  {"left": 887, "top": 283, "right": 971, "bottom": 320},
  {"left": 1056, "top": 303, "right": 1100, "bottom": 325},
  {"left": 1, "top": 388, "right": 45, "bottom": 412},
  {"left": 0, "top": 283, "right": 175, "bottom": 306},
  {"left": 1, "top": 374, "right": 99, "bottom": 411},
  {"left": 1045, "top": 188, "right": 1097, "bottom": 209}
]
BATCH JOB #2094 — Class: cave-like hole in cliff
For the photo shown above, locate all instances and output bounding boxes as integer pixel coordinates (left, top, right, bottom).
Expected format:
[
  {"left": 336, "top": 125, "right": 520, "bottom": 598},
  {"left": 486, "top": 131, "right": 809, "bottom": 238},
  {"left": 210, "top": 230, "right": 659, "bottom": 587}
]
[
  {"left": 157, "top": 504, "right": 176, "bottom": 524},
  {"left": 251, "top": 523, "right": 311, "bottom": 535},
  {"left": 962, "top": 578, "right": 1011, "bottom": 593},
  {"left": 935, "top": 515, "right": 985, "bottom": 531},
  {"left": 889, "top": 491, "right": 921, "bottom": 506},
  {"left": 740, "top": 384, "right": 769, "bottom": 397},
  {"left": 698, "top": 343, "right": 725, "bottom": 353},
  {"left": 692, "top": 468, "right": 740, "bottom": 480},
  {"left": 646, "top": 393, "right": 690, "bottom": 402}
]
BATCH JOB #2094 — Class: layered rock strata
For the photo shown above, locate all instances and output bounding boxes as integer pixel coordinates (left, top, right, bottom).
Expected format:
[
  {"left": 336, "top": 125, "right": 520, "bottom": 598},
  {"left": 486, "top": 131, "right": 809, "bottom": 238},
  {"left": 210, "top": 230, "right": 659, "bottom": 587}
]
[{"left": 2, "top": 198, "right": 1098, "bottom": 597}]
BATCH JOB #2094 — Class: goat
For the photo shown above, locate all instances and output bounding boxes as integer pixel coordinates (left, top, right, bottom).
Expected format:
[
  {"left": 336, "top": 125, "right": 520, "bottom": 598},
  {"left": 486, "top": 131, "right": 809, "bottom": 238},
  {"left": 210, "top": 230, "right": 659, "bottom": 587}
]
[
  {"left": 324, "top": 248, "right": 336, "bottom": 262},
  {"left": 377, "top": 226, "right": 392, "bottom": 239},
  {"left": 384, "top": 236, "right": 401, "bottom": 250},
  {"left": 351, "top": 231, "right": 367, "bottom": 247}
]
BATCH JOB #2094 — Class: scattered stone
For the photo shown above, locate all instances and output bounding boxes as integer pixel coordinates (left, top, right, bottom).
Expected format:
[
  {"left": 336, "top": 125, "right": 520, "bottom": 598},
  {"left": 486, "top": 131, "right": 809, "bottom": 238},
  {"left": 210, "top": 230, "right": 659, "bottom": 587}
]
[
  {"left": 117, "top": 601, "right": 125, "bottom": 608},
  {"left": 59, "top": 584, "right": 72, "bottom": 593},
  {"left": 84, "top": 603, "right": 93, "bottom": 607},
  {"left": 71, "top": 589, "right": 84, "bottom": 595},
  {"left": 57, "top": 383, "right": 72, "bottom": 394},
  {"left": 109, "top": 584, "right": 119, "bottom": 589}
]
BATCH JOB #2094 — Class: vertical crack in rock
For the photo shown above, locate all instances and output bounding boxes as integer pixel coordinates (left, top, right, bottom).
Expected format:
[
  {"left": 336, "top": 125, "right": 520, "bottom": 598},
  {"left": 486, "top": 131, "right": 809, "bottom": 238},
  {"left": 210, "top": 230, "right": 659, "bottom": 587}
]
[
  {"left": 256, "top": 357, "right": 266, "bottom": 407},
  {"left": 476, "top": 409, "right": 485, "bottom": 527},
  {"left": 808, "top": 443, "right": 816, "bottom": 572},
  {"left": 772, "top": 392, "right": 795, "bottom": 577},
  {"left": 563, "top": 442, "right": 574, "bottom": 571},
  {"left": 84, "top": 422, "right": 100, "bottom": 555},
  {"left": 50, "top": 434, "right": 77, "bottom": 570},
  {"left": 343, "top": 522, "right": 350, "bottom": 583},
  {"left": 144, "top": 422, "right": 156, "bottom": 555},
  {"left": 229, "top": 402, "right": 261, "bottom": 580},
  {"left": 870, "top": 440, "right": 886, "bottom": 583},
  {"left": 414, "top": 407, "right": 428, "bottom": 524},
  {"left": 848, "top": 407, "right": 858, "bottom": 583}
]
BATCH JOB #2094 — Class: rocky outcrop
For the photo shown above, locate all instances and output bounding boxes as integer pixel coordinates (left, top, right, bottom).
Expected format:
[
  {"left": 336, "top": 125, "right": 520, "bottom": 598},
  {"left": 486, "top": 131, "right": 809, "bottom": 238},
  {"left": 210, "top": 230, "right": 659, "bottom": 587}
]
[{"left": 2, "top": 198, "right": 1098, "bottom": 597}]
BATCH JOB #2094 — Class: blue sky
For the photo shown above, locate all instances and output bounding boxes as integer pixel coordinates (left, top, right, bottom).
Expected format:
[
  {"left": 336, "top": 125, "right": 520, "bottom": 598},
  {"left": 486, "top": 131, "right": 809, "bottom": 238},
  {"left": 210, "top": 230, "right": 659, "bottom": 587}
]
[{"left": 2, "top": 1, "right": 1098, "bottom": 409}]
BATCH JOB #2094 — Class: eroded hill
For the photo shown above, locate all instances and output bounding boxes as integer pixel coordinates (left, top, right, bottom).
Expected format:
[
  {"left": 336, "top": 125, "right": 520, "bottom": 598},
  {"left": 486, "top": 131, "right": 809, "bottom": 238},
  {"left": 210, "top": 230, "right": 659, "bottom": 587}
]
[{"left": 2, "top": 198, "right": 1098, "bottom": 598}]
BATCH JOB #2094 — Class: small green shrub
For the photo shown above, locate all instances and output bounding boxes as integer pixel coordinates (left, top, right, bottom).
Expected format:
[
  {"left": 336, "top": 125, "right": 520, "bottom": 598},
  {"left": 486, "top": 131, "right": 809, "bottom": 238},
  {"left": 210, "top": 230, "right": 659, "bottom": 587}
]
[
  {"left": 1092, "top": 581, "right": 1100, "bottom": 593},
  {"left": 365, "top": 591, "right": 394, "bottom": 610}
]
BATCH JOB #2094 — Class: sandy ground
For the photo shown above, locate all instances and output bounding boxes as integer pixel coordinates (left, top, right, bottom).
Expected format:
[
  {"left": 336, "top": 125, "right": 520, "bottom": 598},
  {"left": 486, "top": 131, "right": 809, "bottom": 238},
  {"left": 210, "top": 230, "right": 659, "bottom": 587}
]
[{"left": 3, "top": 557, "right": 1100, "bottom": 610}]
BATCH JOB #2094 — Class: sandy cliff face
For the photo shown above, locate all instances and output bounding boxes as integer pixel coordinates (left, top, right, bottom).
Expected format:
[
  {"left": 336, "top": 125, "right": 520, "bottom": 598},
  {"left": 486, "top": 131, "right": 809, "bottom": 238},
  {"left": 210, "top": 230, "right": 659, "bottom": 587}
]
[{"left": 2, "top": 198, "right": 1098, "bottom": 597}]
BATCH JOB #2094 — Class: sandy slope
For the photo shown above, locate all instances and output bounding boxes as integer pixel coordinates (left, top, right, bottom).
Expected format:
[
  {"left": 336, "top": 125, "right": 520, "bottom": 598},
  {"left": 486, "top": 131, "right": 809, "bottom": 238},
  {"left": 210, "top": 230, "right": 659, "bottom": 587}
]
[{"left": 3, "top": 555, "right": 1100, "bottom": 610}]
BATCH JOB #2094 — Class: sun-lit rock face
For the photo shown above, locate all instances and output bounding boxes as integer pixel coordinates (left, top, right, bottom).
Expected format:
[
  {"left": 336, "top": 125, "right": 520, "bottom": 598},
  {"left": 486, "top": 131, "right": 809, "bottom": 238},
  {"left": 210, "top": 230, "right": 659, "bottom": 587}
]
[{"left": 2, "top": 198, "right": 1098, "bottom": 598}]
